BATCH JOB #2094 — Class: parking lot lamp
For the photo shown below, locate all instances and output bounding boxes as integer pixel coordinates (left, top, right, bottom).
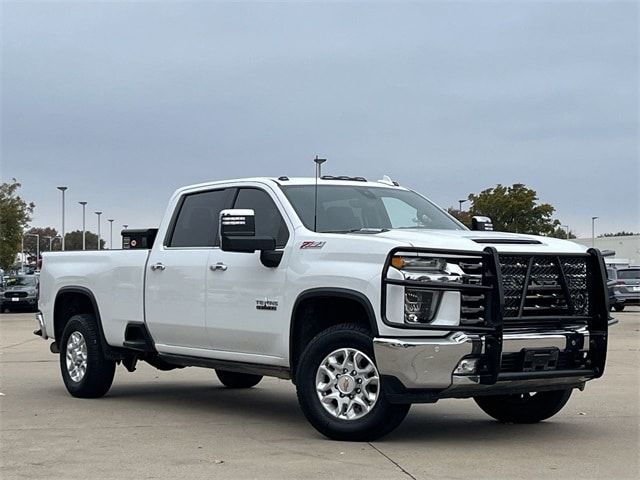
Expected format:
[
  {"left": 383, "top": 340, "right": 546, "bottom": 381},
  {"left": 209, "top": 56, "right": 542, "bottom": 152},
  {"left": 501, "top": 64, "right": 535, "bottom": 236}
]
[
  {"left": 79, "top": 202, "right": 88, "bottom": 250},
  {"left": 57, "top": 187, "right": 68, "bottom": 250},
  {"left": 108, "top": 219, "right": 114, "bottom": 249},
  {"left": 95, "top": 212, "right": 103, "bottom": 250},
  {"left": 458, "top": 199, "right": 468, "bottom": 211}
]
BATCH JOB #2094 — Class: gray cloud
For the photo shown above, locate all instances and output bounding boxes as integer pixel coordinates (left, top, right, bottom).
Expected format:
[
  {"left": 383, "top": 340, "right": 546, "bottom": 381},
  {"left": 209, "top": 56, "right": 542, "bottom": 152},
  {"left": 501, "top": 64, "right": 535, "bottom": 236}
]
[{"left": 2, "top": 1, "right": 638, "bottom": 238}]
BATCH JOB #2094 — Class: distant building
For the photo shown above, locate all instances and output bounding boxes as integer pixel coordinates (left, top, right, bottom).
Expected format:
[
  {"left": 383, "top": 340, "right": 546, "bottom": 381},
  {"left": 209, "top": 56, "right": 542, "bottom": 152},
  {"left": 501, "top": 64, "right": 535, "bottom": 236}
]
[{"left": 572, "top": 235, "right": 640, "bottom": 267}]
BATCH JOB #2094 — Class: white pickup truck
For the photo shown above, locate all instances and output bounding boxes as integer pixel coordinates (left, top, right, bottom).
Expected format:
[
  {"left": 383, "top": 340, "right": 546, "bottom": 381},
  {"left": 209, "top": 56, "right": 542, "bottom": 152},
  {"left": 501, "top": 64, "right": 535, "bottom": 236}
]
[{"left": 36, "top": 176, "right": 610, "bottom": 440}]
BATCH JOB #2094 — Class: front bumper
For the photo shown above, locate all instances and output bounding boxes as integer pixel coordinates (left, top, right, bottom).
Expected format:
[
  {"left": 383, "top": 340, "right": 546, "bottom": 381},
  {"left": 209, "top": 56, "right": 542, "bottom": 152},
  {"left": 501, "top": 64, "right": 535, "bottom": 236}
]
[
  {"left": 612, "top": 293, "right": 640, "bottom": 306},
  {"left": 374, "top": 328, "right": 599, "bottom": 401},
  {"left": 1, "top": 297, "right": 37, "bottom": 308}
]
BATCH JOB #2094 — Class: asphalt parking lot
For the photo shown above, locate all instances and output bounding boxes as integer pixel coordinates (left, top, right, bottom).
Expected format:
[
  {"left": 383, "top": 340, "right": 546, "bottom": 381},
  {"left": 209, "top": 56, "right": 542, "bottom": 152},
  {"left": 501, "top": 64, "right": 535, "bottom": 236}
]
[{"left": 1, "top": 310, "right": 638, "bottom": 480}]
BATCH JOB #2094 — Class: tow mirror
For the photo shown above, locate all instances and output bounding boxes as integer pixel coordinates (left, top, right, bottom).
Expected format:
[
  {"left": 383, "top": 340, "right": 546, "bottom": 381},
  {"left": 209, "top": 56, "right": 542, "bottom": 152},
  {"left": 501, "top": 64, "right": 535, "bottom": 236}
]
[
  {"left": 219, "top": 209, "right": 276, "bottom": 253},
  {"left": 471, "top": 216, "right": 494, "bottom": 231}
]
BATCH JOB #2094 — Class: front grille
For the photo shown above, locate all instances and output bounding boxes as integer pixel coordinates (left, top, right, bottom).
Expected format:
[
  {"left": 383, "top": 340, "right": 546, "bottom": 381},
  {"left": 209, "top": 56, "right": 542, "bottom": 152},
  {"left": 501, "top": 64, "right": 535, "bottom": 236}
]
[
  {"left": 499, "top": 255, "right": 590, "bottom": 326},
  {"left": 456, "top": 257, "right": 486, "bottom": 326},
  {"left": 4, "top": 291, "right": 28, "bottom": 298}
]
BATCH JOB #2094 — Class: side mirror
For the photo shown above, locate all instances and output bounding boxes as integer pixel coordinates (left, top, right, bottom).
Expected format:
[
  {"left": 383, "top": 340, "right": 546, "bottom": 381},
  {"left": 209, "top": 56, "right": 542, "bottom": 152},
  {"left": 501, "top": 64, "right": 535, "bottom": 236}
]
[
  {"left": 471, "top": 216, "right": 494, "bottom": 231},
  {"left": 219, "top": 209, "right": 276, "bottom": 253}
]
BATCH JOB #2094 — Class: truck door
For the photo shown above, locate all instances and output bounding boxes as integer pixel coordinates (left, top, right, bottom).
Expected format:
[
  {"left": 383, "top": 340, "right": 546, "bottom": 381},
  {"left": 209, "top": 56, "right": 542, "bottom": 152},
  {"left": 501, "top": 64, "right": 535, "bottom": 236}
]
[
  {"left": 145, "top": 188, "right": 233, "bottom": 351},
  {"left": 205, "top": 186, "right": 291, "bottom": 360}
]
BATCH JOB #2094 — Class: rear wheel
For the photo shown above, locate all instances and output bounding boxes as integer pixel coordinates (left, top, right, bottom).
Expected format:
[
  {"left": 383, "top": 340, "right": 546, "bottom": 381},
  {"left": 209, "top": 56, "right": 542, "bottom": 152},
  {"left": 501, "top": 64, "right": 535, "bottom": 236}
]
[
  {"left": 295, "top": 324, "right": 410, "bottom": 441},
  {"left": 613, "top": 304, "right": 625, "bottom": 312},
  {"left": 474, "top": 389, "right": 573, "bottom": 423},
  {"left": 60, "top": 314, "right": 116, "bottom": 398},
  {"left": 215, "top": 370, "right": 262, "bottom": 388}
]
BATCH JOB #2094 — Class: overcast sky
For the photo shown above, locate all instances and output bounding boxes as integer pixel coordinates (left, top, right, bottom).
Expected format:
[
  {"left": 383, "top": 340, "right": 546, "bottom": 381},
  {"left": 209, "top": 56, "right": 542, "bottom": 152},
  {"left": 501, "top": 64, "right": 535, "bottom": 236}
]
[{"left": 1, "top": 1, "right": 638, "bottom": 240}]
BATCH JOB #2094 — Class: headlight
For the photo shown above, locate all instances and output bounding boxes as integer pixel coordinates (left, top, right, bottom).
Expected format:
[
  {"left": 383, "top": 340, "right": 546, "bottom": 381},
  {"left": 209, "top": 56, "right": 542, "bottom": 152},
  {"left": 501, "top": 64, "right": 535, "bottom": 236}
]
[{"left": 391, "top": 255, "right": 465, "bottom": 283}]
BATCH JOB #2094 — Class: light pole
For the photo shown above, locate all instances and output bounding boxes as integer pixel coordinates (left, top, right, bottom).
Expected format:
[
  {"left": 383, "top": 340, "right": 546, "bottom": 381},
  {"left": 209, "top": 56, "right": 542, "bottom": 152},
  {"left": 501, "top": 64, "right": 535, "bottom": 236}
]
[
  {"left": 562, "top": 224, "right": 570, "bottom": 238},
  {"left": 24, "top": 233, "right": 40, "bottom": 269},
  {"left": 458, "top": 199, "right": 468, "bottom": 211},
  {"left": 108, "top": 219, "right": 114, "bottom": 249},
  {"left": 591, "top": 217, "right": 599, "bottom": 248},
  {"left": 95, "top": 212, "right": 103, "bottom": 250},
  {"left": 79, "top": 201, "right": 88, "bottom": 250},
  {"left": 57, "top": 187, "right": 68, "bottom": 250},
  {"left": 44, "top": 236, "right": 57, "bottom": 251}
]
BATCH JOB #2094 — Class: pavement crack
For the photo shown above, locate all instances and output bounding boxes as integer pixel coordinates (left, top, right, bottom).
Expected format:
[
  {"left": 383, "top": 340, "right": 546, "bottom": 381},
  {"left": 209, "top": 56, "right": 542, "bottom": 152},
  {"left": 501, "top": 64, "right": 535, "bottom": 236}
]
[{"left": 368, "top": 442, "right": 417, "bottom": 480}]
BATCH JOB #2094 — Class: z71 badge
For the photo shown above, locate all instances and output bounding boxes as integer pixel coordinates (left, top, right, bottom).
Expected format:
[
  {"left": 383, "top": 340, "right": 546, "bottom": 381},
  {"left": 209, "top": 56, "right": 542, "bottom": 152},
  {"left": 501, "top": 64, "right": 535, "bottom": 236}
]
[
  {"left": 256, "top": 299, "right": 278, "bottom": 311},
  {"left": 300, "top": 241, "right": 326, "bottom": 249}
]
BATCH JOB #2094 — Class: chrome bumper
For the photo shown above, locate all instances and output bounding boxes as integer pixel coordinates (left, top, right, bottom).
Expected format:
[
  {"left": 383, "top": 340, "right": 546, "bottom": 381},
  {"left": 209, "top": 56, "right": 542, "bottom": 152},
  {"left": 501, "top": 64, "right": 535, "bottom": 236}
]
[
  {"left": 373, "top": 328, "right": 591, "bottom": 390},
  {"left": 34, "top": 311, "right": 48, "bottom": 339}
]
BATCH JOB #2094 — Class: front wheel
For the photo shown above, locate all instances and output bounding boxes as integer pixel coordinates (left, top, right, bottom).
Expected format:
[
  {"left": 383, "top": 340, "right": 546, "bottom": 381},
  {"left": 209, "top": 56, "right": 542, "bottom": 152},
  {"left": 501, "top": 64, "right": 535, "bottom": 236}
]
[
  {"left": 474, "top": 389, "right": 573, "bottom": 423},
  {"left": 60, "top": 314, "right": 116, "bottom": 398},
  {"left": 613, "top": 304, "right": 625, "bottom": 312},
  {"left": 295, "top": 324, "right": 410, "bottom": 441}
]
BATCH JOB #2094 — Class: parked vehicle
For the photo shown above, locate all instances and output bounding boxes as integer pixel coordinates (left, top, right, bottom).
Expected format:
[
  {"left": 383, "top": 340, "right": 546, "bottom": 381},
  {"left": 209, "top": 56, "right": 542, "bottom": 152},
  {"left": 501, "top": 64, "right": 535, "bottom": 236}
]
[
  {"left": 607, "top": 267, "right": 640, "bottom": 311},
  {"left": 35, "top": 176, "right": 611, "bottom": 440},
  {"left": 2, "top": 274, "right": 39, "bottom": 312}
]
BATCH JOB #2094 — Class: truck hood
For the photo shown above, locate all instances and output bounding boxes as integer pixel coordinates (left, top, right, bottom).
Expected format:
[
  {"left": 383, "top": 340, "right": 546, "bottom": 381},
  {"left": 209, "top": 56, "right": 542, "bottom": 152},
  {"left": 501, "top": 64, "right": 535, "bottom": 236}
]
[{"left": 372, "top": 229, "right": 587, "bottom": 254}]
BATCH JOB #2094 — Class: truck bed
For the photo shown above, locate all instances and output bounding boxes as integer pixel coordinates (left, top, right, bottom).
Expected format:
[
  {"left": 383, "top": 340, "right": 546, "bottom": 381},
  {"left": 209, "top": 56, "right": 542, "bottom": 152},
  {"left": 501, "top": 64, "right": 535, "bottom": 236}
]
[{"left": 39, "top": 249, "right": 151, "bottom": 346}]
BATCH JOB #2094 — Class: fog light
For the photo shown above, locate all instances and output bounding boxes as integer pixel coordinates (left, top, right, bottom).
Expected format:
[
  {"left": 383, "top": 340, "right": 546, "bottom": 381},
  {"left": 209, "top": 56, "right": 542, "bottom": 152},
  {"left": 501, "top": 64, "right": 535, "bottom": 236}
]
[
  {"left": 404, "top": 289, "right": 441, "bottom": 324},
  {"left": 454, "top": 358, "right": 478, "bottom": 375}
]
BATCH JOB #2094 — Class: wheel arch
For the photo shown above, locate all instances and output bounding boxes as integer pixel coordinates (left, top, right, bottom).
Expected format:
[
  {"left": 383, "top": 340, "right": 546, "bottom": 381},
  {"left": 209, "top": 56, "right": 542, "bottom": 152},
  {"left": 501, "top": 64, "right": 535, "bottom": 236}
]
[
  {"left": 53, "top": 286, "right": 109, "bottom": 352},
  {"left": 289, "top": 287, "right": 379, "bottom": 382}
]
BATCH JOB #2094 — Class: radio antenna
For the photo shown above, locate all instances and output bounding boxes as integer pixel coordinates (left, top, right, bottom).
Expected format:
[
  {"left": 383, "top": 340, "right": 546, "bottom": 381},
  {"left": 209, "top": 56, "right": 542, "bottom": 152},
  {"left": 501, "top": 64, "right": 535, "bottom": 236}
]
[{"left": 313, "top": 155, "right": 326, "bottom": 232}]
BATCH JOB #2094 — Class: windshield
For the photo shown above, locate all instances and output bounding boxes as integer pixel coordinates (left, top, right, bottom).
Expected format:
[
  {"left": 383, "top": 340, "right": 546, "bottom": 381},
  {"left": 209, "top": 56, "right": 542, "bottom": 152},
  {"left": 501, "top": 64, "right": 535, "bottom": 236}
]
[
  {"left": 6, "top": 275, "right": 36, "bottom": 287},
  {"left": 281, "top": 185, "right": 463, "bottom": 232},
  {"left": 617, "top": 269, "right": 640, "bottom": 280}
]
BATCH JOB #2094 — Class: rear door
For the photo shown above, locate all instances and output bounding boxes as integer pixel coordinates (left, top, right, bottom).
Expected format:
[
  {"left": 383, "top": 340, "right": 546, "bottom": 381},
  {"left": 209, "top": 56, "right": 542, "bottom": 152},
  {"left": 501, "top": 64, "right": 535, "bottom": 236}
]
[
  {"left": 145, "top": 188, "right": 233, "bottom": 350},
  {"left": 205, "top": 186, "right": 291, "bottom": 360}
]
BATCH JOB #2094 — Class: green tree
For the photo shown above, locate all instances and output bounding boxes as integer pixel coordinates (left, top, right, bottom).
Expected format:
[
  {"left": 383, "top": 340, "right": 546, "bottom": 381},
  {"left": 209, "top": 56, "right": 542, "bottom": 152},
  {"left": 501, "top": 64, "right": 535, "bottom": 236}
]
[
  {"left": 548, "top": 226, "right": 577, "bottom": 239},
  {"left": 0, "top": 179, "right": 34, "bottom": 270},
  {"left": 468, "top": 183, "right": 560, "bottom": 235},
  {"left": 63, "top": 230, "right": 105, "bottom": 250},
  {"left": 23, "top": 226, "right": 60, "bottom": 258},
  {"left": 446, "top": 207, "right": 472, "bottom": 228}
]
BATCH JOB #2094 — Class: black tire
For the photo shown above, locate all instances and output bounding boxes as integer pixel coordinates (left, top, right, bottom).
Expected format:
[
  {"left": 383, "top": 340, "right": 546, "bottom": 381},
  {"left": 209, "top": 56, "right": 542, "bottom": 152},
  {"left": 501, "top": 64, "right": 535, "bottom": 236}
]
[
  {"left": 60, "top": 313, "right": 116, "bottom": 398},
  {"left": 613, "top": 304, "right": 625, "bottom": 312},
  {"left": 474, "top": 389, "right": 573, "bottom": 423},
  {"left": 295, "top": 323, "right": 410, "bottom": 441},
  {"left": 215, "top": 370, "right": 262, "bottom": 388}
]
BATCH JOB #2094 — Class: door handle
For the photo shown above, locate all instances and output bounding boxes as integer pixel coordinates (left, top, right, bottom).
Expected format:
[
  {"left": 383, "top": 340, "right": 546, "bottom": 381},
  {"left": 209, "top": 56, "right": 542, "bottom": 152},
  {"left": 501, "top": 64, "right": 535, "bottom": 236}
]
[
  {"left": 209, "top": 262, "right": 228, "bottom": 272},
  {"left": 150, "top": 263, "right": 166, "bottom": 271}
]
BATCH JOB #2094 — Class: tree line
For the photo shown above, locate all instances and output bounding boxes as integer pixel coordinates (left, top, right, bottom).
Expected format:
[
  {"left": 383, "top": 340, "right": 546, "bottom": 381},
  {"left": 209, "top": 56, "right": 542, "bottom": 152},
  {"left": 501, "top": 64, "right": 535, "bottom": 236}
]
[{"left": 1, "top": 178, "right": 631, "bottom": 271}]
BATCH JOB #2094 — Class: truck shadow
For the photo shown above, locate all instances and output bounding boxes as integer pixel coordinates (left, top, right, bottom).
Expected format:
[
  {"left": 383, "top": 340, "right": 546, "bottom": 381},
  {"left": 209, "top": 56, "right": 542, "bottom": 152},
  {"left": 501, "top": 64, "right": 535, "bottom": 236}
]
[{"left": 104, "top": 381, "right": 598, "bottom": 442}]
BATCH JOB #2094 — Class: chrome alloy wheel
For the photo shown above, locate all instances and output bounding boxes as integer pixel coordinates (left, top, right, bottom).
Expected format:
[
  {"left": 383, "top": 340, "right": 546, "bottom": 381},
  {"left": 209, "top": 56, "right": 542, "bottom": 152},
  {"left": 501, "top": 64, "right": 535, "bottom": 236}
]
[
  {"left": 65, "top": 331, "right": 88, "bottom": 382},
  {"left": 315, "top": 348, "right": 380, "bottom": 420}
]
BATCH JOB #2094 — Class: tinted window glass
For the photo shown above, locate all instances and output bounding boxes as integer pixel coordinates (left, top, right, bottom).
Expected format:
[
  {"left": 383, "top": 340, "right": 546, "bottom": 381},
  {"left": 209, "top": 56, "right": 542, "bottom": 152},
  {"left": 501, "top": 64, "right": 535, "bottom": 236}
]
[
  {"left": 169, "top": 189, "right": 230, "bottom": 247},
  {"left": 233, "top": 188, "right": 289, "bottom": 247},
  {"left": 618, "top": 269, "right": 640, "bottom": 280}
]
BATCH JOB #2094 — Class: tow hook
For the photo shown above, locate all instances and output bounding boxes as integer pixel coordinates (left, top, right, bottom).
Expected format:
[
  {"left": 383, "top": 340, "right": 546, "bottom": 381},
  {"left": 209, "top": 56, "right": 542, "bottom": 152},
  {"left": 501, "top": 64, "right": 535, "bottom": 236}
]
[{"left": 50, "top": 342, "right": 60, "bottom": 354}]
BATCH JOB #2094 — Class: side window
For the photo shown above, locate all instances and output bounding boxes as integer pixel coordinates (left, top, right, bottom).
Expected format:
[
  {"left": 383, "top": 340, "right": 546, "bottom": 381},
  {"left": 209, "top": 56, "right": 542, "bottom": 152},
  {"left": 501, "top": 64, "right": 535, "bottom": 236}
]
[
  {"left": 233, "top": 188, "right": 290, "bottom": 247},
  {"left": 169, "top": 189, "right": 231, "bottom": 247}
]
